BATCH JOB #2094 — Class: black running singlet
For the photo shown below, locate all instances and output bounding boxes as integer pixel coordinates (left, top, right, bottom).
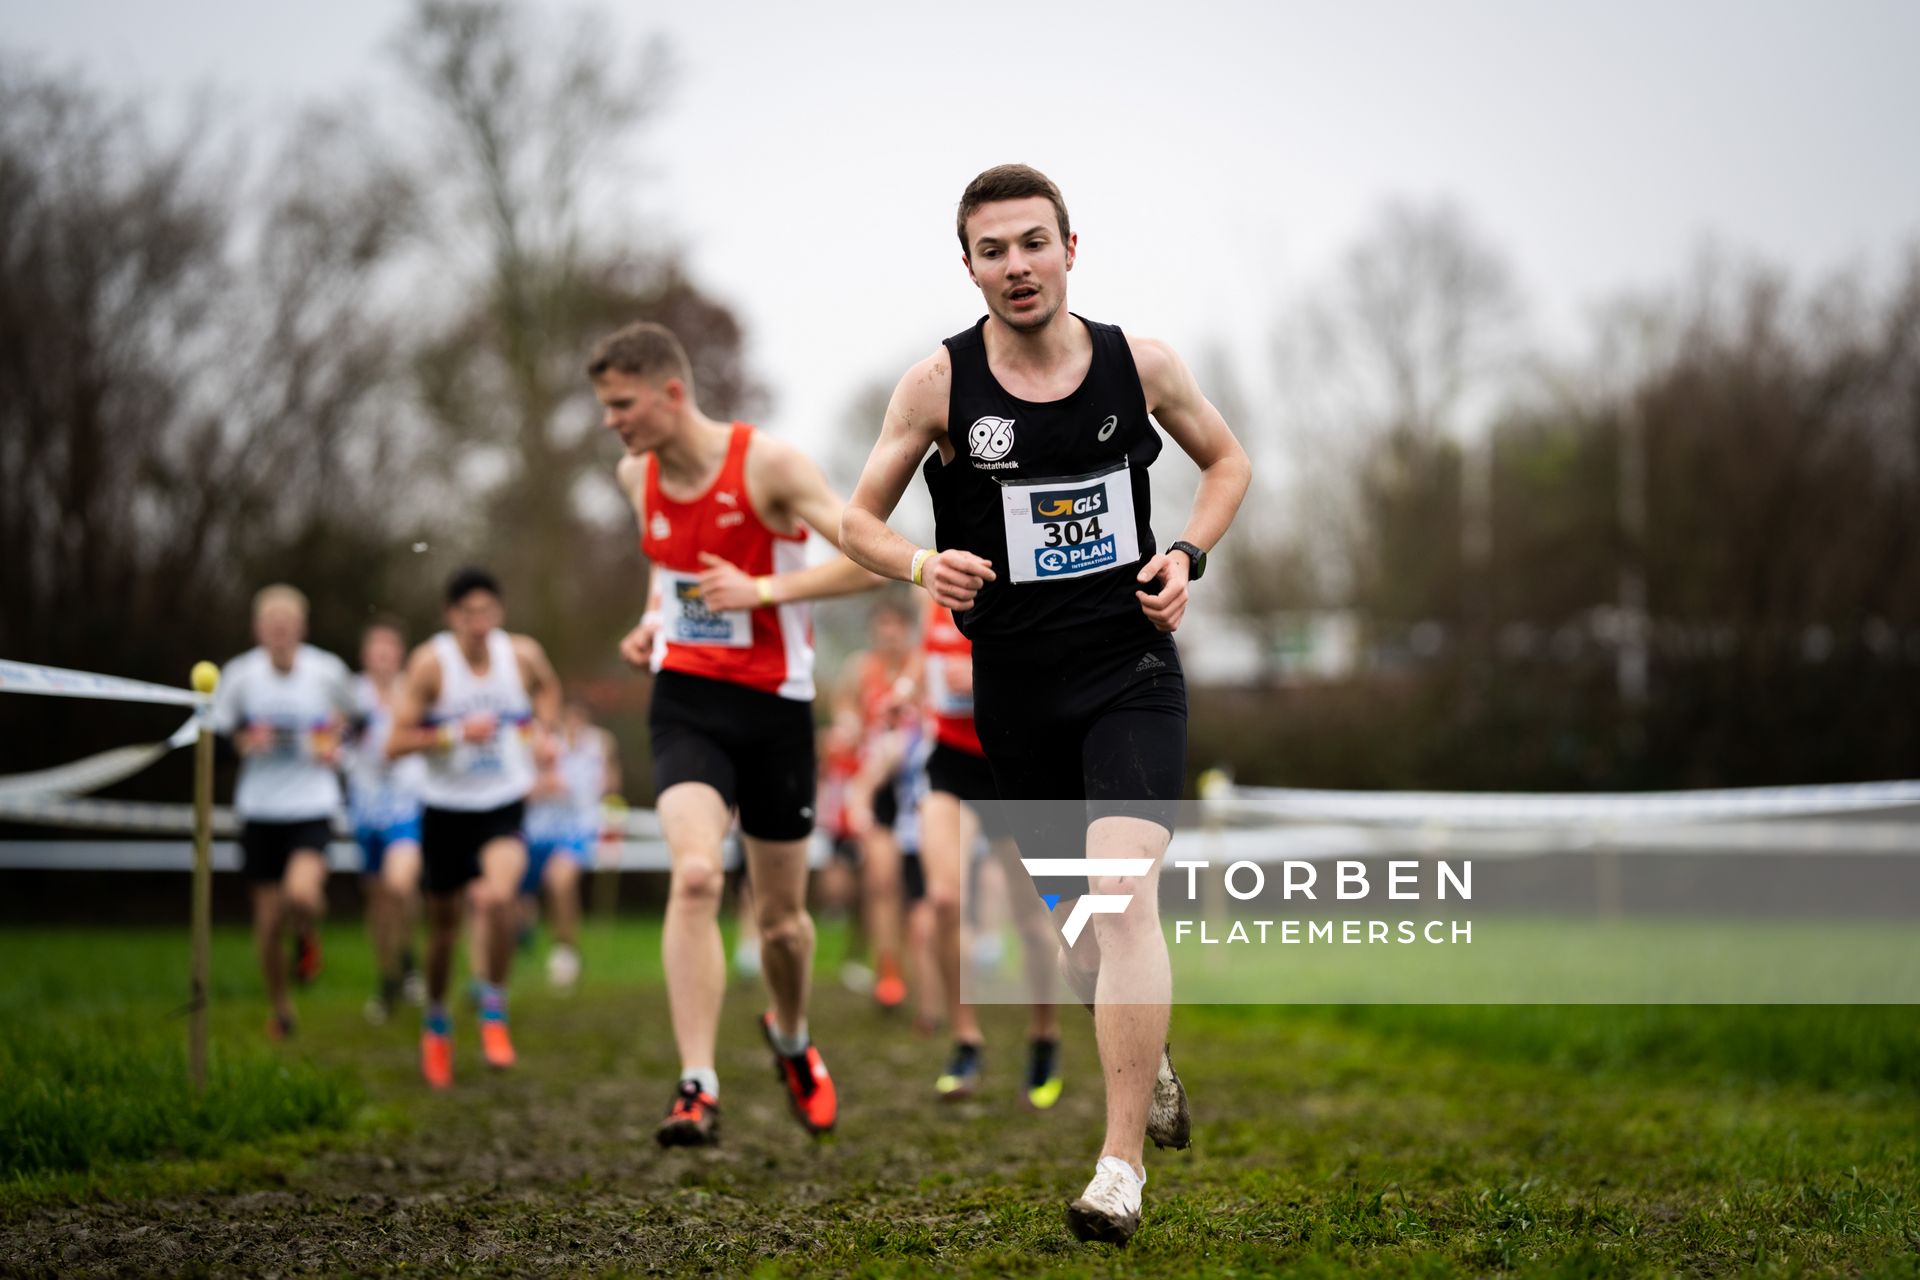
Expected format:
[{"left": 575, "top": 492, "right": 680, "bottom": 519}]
[{"left": 925, "top": 315, "right": 1162, "bottom": 648}]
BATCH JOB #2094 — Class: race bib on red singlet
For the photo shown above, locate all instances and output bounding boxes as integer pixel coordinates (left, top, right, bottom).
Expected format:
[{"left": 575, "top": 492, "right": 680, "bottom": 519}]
[
  {"left": 656, "top": 569, "right": 752, "bottom": 648},
  {"left": 999, "top": 460, "right": 1141, "bottom": 584}
]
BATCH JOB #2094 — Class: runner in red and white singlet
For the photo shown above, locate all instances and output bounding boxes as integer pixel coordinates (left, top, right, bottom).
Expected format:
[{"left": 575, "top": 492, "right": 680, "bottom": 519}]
[
  {"left": 590, "top": 321, "right": 881, "bottom": 1148},
  {"left": 640, "top": 421, "right": 816, "bottom": 700}
]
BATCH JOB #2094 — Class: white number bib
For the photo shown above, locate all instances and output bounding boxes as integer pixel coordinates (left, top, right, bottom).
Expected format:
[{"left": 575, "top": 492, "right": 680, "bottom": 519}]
[
  {"left": 656, "top": 569, "right": 752, "bottom": 648},
  {"left": 999, "top": 461, "right": 1140, "bottom": 584}
]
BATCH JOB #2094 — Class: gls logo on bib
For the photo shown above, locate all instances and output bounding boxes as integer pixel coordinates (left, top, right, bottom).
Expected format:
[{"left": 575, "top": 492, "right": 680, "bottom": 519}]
[{"left": 968, "top": 416, "right": 1016, "bottom": 462}]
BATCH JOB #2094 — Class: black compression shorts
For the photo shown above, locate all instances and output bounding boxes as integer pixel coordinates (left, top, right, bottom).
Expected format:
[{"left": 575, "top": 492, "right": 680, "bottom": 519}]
[
  {"left": 239, "top": 818, "right": 334, "bottom": 884},
  {"left": 649, "top": 670, "right": 817, "bottom": 842},
  {"left": 421, "top": 800, "right": 526, "bottom": 895},
  {"left": 924, "top": 741, "right": 1012, "bottom": 840},
  {"left": 971, "top": 630, "right": 1187, "bottom": 894}
]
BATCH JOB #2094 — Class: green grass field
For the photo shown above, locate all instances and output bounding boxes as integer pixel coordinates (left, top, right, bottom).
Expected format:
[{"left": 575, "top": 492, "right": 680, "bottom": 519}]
[{"left": 2, "top": 917, "right": 1916, "bottom": 1276}]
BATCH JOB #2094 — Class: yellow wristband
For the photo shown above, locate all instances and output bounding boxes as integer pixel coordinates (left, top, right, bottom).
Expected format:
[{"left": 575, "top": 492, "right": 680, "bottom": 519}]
[
  {"left": 910, "top": 548, "right": 931, "bottom": 587},
  {"left": 436, "top": 725, "right": 455, "bottom": 750},
  {"left": 755, "top": 576, "right": 775, "bottom": 606}
]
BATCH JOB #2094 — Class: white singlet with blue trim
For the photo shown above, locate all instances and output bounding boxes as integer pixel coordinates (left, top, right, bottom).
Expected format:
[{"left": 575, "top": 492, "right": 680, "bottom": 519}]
[{"left": 418, "top": 630, "right": 535, "bottom": 813}]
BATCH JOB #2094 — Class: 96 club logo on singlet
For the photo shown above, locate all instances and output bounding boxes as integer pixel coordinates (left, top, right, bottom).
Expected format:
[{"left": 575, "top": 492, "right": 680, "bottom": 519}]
[
  {"left": 656, "top": 569, "right": 752, "bottom": 648},
  {"left": 999, "top": 461, "right": 1140, "bottom": 583}
]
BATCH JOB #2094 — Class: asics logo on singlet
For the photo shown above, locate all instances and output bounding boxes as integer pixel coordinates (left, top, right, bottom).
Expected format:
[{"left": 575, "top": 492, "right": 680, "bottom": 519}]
[
  {"left": 1097, "top": 414, "right": 1118, "bottom": 441},
  {"left": 968, "top": 415, "right": 1016, "bottom": 462},
  {"left": 1019, "top": 856, "right": 1155, "bottom": 945}
]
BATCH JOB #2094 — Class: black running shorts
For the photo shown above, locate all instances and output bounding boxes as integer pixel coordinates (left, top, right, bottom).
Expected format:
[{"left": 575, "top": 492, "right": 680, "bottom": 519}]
[
  {"left": 239, "top": 818, "right": 334, "bottom": 884},
  {"left": 925, "top": 741, "right": 1012, "bottom": 840},
  {"left": 971, "top": 629, "right": 1187, "bottom": 893},
  {"left": 649, "top": 670, "right": 817, "bottom": 842},
  {"left": 421, "top": 800, "right": 526, "bottom": 896}
]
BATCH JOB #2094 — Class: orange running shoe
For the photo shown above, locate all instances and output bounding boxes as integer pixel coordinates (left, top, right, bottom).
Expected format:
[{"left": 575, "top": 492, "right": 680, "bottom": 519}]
[
  {"left": 421, "top": 1027, "right": 453, "bottom": 1090},
  {"left": 760, "top": 1012, "right": 836, "bottom": 1136},
  {"left": 480, "top": 1017, "right": 516, "bottom": 1070},
  {"left": 655, "top": 1080, "right": 721, "bottom": 1148},
  {"left": 293, "top": 929, "right": 323, "bottom": 987},
  {"left": 872, "top": 972, "right": 907, "bottom": 1012}
]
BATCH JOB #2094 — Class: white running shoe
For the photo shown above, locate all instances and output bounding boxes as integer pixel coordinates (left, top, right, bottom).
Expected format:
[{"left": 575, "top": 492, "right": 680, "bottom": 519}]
[
  {"left": 546, "top": 944, "right": 581, "bottom": 992},
  {"left": 1146, "top": 1043, "right": 1191, "bottom": 1150},
  {"left": 733, "top": 938, "right": 762, "bottom": 979},
  {"left": 839, "top": 959, "right": 874, "bottom": 995},
  {"left": 1066, "top": 1156, "right": 1145, "bottom": 1244},
  {"left": 401, "top": 970, "right": 428, "bottom": 1007}
]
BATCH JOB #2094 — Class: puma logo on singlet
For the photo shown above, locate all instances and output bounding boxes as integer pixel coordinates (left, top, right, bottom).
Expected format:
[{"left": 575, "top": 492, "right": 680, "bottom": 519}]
[
  {"left": 715, "top": 491, "right": 738, "bottom": 507},
  {"left": 716, "top": 512, "right": 745, "bottom": 528},
  {"left": 650, "top": 513, "right": 670, "bottom": 539}
]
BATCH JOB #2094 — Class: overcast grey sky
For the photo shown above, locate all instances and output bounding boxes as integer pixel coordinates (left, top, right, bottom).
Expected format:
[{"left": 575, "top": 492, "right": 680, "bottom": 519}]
[{"left": 9, "top": 0, "right": 1920, "bottom": 449}]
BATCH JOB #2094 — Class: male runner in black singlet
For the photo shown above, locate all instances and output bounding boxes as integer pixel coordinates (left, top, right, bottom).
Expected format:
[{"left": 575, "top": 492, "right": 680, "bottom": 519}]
[{"left": 841, "top": 164, "right": 1251, "bottom": 1245}]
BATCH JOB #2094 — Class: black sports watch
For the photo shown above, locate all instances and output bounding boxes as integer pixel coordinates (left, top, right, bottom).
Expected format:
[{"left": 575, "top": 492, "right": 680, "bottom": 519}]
[{"left": 1169, "top": 540, "right": 1207, "bottom": 581}]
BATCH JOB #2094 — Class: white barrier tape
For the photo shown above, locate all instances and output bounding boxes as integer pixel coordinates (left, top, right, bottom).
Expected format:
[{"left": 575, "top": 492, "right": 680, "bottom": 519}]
[
  {"left": 0, "top": 718, "right": 199, "bottom": 801},
  {"left": 0, "top": 793, "right": 670, "bottom": 841},
  {"left": 1180, "top": 822, "right": 1920, "bottom": 860},
  {"left": 1212, "top": 780, "right": 1920, "bottom": 826},
  {"left": 0, "top": 833, "right": 834, "bottom": 874},
  {"left": 0, "top": 659, "right": 208, "bottom": 708},
  {"left": 0, "top": 795, "right": 233, "bottom": 836}
]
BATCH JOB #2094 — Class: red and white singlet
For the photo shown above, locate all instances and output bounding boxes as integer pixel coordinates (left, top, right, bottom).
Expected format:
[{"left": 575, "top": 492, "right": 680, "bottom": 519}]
[
  {"left": 640, "top": 423, "right": 814, "bottom": 700},
  {"left": 921, "top": 601, "right": 984, "bottom": 757}
]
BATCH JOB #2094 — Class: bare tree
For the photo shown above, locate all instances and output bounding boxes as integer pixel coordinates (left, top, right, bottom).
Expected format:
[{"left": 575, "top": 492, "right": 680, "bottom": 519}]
[
  {"left": 394, "top": 0, "right": 760, "bottom": 673},
  {"left": 1274, "top": 201, "right": 1524, "bottom": 650},
  {"left": 0, "top": 65, "right": 416, "bottom": 773}
]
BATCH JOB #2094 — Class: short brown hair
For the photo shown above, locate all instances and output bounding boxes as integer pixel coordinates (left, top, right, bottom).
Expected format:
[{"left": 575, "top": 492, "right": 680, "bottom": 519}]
[
  {"left": 252, "top": 583, "right": 309, "bottom": 621},
  {"left": 586, "top": 322, "right": 692, "bottom": 385},
  {"left": 956, "top": 164, "right": 1070, "bottom": 258}
]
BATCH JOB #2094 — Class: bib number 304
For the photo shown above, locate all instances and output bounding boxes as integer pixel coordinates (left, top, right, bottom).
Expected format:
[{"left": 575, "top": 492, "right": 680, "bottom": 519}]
[{"left": 1000, "top": 462, "right": 1140, "bottom": 584}]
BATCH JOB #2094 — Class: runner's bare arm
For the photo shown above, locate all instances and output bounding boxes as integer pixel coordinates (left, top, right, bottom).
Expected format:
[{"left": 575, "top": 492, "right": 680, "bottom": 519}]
[
  {"left": 597, "top": 727, "right": 622, "bottom": 797},
  {"left": 385, "top": 645, "right": 444, "bottom": 759},
  {"left": 843, "top": 352, "right": 997, "bottom": 611},
  {"left": 514, "top": 634, "right": 564, "bottom": 767},
  {"left": 514, "top": 635, "right": 563, "bottom": 729},
  {"left": 698, "top": 437, "right": 884, "bottom": 610},
  {"left": 614, "top": 455, "right": 663, "bottom": 665},
  {"left": 1123, "top": 336, "right": 1252, "bottom": 632}
]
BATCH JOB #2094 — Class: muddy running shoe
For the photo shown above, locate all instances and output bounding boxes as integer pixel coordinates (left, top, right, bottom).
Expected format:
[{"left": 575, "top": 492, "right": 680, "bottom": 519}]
[
  {"left": 479, "top": 1016, "right": 516, "bottom": 1070},
  {"left": 655, "top": 1080, "right": 721, "bottom": 1148},
  {"left": 421, "top": 1026, "right": 453, "bottom": 1090},
  {"left": 1025, "top": 1037, "right": 1064, "bottom": 1111},
  {"left": 934, "top": 1041, "right": 983, "bottom": 1100},
  {"left": 1066, "top": 1156, "right": 1144, "bottom": 1245},
  {"left": 365, "top": 976, "right": 402, "bottom": 1026},
  {"left": 760, "top": 1012, "right": 837, "bottom": 1136},
  {"left": 1145, "top": 1043, "right": 1191, "bottom": 1150},
  {"left": 265, "top": 1011, "right": 297, "bottom": 1042},
  {"left": 292, "top": 929, "right": 323, "bottom": 987}
]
